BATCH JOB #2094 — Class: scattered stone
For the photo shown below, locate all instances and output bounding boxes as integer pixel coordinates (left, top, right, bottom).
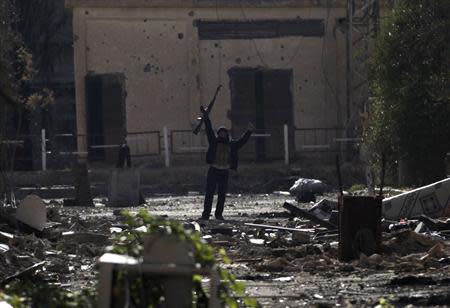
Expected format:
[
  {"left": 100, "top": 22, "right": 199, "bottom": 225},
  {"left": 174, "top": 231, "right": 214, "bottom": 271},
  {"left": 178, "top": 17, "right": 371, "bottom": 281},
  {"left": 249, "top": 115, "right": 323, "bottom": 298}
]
[
  {"left": 292, "top": 231, "right": 310, "bottom": 244},
  {"left": 339, "top": 264, "right": 355, "bottom": 272},
  {"left": 390, "top": 275, "right": 436, "bottom": 285},
  {"left": 256, "top": 257, "right": 294, "bottom": 272},
  {"left": 210, "top": 227, "right": 233, "bottom": 236},
  {"left": 249, "top": 238, "right": 265, "bottom": 245},
  {"left": 62, "top": 232, "right": 109, "bottom": 246}
]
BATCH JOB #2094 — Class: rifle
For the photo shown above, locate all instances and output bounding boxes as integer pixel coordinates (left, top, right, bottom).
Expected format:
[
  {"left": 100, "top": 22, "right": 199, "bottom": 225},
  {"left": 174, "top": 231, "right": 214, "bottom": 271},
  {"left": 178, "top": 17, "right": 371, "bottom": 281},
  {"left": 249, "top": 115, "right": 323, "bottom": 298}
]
[{"left": 193, "top": 85, "right": 222, "bottom": 135}]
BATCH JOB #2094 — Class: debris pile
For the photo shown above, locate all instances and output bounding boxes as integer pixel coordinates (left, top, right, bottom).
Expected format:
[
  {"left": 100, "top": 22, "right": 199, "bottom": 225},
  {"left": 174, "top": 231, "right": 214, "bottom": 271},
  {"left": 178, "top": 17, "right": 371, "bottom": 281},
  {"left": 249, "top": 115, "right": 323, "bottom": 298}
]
[
  {"left": 0, "top": 196, "right": 114, "bottom": 290},
  {"left": 1, "top": 176, "right": 450, "bottom": 306}
]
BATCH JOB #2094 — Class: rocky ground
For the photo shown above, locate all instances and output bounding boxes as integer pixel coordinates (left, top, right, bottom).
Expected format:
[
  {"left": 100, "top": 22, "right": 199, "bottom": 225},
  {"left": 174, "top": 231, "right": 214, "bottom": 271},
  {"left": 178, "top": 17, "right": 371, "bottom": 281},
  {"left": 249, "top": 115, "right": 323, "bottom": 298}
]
[{"left": 1, "top": 193, "right": 450, "bottom": 307}]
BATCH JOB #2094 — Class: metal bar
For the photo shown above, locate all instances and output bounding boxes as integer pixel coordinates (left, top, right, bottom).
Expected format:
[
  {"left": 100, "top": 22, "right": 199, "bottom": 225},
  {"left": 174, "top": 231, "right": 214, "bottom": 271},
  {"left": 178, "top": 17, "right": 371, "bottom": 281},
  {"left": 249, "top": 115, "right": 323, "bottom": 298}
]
[
  {"left": 244, "top": 222, "right": 315, "bottom": 233},
  {"left": 41, "top": 129, "right": 46, "bottom": 171},
  {"left": 346, "top": 0, "right": 353, "bottom": 122},
  {"left": 301, "top": 145, "right": 330, "bottom": 149},
  {"left": 284, "top": 124, "right": 289, "bottom": 165},
  {"left": 90, "top": 145, "right": 120, "bottom": 149},
  {"left": 0, "top": 140, "right": 24, "bottom": 144},
  {"left": 334, "top": 138, "right": 363, "bottom": 142},
  {"left": 250, "top": 133, "right": 271, "bottom": 138},
  {"left": 163, "top": 126, "right": 170, "bottom": 167}
]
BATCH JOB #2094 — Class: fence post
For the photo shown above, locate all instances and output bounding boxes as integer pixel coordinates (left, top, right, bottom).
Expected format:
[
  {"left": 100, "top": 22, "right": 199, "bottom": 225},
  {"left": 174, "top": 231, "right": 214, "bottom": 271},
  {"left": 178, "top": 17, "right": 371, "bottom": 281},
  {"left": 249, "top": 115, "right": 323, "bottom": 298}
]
[
  {"left": 163, "top": 126, "right": 170, "bottom": 167},
  {"left": 41, "top": 128, "right": 47, "bottom": 171},
  {"left": 283, "top": 124, "right": 289, "bottom": 165}
]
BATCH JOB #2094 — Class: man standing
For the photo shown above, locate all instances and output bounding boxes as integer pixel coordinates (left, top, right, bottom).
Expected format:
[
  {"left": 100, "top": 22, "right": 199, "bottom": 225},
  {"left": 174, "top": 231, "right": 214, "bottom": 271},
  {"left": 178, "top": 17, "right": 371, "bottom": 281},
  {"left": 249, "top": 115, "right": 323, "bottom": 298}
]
[{"left": 200, "top": 106, "right": 254, "bottom": 220}]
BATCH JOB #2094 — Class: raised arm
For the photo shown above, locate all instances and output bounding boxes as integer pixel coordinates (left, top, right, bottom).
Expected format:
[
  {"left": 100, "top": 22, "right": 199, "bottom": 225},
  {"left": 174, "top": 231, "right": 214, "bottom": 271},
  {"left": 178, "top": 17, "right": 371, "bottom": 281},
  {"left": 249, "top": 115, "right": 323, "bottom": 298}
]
[{"left": 234, "top": 123, "right": 254, "bottom": 149}]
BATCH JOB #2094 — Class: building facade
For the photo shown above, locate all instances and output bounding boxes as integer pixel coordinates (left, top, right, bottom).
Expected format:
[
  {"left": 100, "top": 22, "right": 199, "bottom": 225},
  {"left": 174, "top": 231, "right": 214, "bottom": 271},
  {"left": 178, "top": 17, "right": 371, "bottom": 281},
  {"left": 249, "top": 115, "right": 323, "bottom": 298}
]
[{"left": 66, "top": 0, "right": 351, "bottom": 162}]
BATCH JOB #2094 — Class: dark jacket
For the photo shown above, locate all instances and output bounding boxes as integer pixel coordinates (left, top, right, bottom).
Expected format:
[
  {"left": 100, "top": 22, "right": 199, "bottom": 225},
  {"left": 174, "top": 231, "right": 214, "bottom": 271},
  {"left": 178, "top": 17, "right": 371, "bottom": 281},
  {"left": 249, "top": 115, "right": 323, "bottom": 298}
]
[{"left": 204, "top": 117, "right": 251, "bottom": 170}]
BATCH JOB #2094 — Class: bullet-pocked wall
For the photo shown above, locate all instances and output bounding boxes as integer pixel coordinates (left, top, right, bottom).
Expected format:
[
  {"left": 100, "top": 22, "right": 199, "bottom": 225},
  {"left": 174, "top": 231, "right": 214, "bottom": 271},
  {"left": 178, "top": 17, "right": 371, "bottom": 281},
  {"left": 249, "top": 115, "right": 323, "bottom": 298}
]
[{"left": 70, "top": 2, "right": 348, "bottom": 155}]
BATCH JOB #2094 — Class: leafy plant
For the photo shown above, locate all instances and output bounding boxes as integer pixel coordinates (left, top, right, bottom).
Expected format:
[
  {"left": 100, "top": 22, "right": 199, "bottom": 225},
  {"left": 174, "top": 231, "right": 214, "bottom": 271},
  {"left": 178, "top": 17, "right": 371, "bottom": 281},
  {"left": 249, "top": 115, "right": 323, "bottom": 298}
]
[
  {"left": 1, "top": 210, "right": 258, "bottom": 307},
  {"left": 376, "top": 296, "right": 395, "bottom": 308},
  {"left": 347, "top": 183, "right": 366, "bottom": 193},
  {"left": 1, "top": 277, "right": 96, "bottom": 308},
  {"left": 365, "top": 0, "right": 450, "bottom": 185},
  {"left": 108, "top": 209, "right": 259, "bottom": 308}
]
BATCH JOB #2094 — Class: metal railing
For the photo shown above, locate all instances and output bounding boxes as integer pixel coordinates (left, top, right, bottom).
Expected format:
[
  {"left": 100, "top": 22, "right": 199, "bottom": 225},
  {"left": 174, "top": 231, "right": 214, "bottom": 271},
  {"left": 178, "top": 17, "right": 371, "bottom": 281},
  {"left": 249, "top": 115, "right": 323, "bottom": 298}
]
[
  {"left": 2, "top": 126, "right": 361, "bottom": 170},
  {"left": 294, "top": 127, "right": 351, "bottom": 153}
]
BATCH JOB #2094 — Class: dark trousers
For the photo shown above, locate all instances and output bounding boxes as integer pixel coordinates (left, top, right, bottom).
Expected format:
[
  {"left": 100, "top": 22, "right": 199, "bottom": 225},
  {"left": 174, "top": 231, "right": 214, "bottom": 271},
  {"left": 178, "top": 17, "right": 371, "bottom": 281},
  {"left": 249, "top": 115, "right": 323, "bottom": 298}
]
[{"left": 202, "top": 167, "right": 229, "bottom": 218}]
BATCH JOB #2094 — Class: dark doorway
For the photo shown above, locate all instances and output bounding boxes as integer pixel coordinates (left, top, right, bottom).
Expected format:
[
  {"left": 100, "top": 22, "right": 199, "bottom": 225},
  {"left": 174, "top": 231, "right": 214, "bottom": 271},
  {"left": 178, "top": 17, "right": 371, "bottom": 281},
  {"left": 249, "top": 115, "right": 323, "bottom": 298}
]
[
  {"left": 85, "top": 74, "right": 126, "bottom": 163},
  {"left": 228, "top": 67, "right": 294, "bottom": 160}
]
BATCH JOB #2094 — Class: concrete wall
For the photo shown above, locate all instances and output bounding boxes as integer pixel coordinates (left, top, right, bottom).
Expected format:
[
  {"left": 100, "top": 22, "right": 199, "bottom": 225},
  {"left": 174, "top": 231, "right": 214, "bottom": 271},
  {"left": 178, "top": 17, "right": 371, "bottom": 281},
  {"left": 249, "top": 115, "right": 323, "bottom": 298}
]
[{"left": 72, "top": 5, "right": 348, "bottom": 155}]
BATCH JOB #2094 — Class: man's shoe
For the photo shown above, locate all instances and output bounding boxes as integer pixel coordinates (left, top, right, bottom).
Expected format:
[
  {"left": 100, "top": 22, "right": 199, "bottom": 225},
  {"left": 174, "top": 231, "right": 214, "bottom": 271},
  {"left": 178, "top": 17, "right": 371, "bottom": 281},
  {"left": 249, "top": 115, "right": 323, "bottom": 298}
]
[
  {"left": 215, "top": 215, "right": 225, "bottom": 220},
  {"left": 199, "top": 216, "right": 209, "bottom": 221}
]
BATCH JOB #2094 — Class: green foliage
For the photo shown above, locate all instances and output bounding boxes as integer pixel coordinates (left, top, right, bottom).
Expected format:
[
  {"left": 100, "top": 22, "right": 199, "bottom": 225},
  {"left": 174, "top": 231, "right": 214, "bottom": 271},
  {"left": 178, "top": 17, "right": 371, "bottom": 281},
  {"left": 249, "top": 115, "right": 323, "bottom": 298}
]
[
  {"left": 347, "top": 183, "right": 366, "bottom": 193},
  {"left": 376, "top": 296, "right": 395, "bottom": 308},
  {"left": 108, "top": 209, "right": 259, "bottom": 308},
  {"left": 0, "top": 0, "right": 55, "bottom": 197},
  {"left": 1, "top": 210, "right": 258, "bottom": 307},
  {"left": 15, "top": 0, "right": 72, "bottom": 81},
  {"left": 366, "top": 0, "right": 450, "bottom": 184},
  {"left": 1, "top": 277, "right": 96, "bottom": 308}
]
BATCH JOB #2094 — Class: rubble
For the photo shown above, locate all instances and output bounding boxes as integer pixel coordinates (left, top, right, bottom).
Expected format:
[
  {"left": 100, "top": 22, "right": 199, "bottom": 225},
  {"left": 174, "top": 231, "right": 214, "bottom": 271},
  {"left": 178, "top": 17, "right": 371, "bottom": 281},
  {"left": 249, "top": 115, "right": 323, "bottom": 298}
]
[
  {"left": 1, "top": 192, "right": 450, "bottom": 307},
  {"left": 283, "top": 201, "right": 337, "bottom": 229},
  {"left": 382, "top": 177, "right": 450, "bottom": 220},
  {"left": 15, "top": 195, "right": 47, "bottom": 231}
]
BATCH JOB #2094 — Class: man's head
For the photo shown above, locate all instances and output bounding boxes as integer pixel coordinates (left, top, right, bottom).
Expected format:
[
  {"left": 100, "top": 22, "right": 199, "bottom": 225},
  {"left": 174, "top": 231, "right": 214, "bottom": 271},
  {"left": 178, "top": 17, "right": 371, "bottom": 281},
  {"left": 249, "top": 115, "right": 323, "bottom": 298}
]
[{"left": 217, "top": 126, "right": 229, "bottom": 140}]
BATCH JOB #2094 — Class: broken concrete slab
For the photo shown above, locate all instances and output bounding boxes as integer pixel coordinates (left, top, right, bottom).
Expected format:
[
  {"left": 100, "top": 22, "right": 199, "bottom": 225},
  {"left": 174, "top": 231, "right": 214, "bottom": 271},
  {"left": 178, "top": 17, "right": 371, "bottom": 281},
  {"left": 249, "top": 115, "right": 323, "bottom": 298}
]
[
  {"left": 382, "top": 177, "right": 450, "bottom": 220},
  {"left": 292, "top": 231, "right": 311, "bottom": 244},
  {"left": 309, "top": 199, "right": 338, "bottom": 221},
  {"left": 283, "top": 202, "right": 337, "bottom": 229},
  {"left": 74, "top": 162, "right": 94, "bottom": 207},
  {"left": 383, "top": 229, "right": 443, "bottom": 256},
  {"left": 16, "top": 195, "right": 47, "bottom": 231},
  {"left": 0, "top": 244, "right": 9, "bottom": 254},
  {"left": 108, "top": 168, "right": 141, "bottom": 207},
  {"left": 0, "top": 231, "right": 14, "bottom": 243},
  {"left": 418, "top": 215, "right": 450, "bottom": 231}
]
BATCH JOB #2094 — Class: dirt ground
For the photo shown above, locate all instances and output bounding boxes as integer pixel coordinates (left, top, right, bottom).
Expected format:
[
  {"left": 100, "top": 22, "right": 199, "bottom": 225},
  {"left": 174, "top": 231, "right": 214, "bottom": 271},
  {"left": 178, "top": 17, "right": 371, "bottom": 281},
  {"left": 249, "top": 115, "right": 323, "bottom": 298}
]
[{"left": 3, "top": 193, "right": 448, "bottom": 307}]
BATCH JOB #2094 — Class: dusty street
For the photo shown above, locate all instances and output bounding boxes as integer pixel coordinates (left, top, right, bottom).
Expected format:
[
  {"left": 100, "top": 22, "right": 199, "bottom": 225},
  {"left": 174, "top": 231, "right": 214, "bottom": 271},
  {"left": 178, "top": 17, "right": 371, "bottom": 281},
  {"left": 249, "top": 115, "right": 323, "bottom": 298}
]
[{"left": 3, "top": 193, "right": 448, "bottom": 307}]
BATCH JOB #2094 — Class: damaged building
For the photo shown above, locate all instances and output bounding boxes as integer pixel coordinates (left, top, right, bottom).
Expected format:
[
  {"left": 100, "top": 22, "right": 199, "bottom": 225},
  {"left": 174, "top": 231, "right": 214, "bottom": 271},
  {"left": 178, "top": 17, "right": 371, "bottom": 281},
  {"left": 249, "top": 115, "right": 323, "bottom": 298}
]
[{"left": 66, "top": 0, "right": 360, "bottom": 162}]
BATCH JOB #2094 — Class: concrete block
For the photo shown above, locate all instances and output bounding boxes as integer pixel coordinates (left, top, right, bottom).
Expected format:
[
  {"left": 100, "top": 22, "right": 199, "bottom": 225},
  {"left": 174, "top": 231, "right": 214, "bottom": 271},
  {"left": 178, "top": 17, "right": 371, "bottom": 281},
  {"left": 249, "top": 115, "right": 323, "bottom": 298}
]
[
  {"left": 383, "top": 178, "right": 450, "bottom": 220},
  {"left": 144, "top": 235, "right": 195, "bottom": 308},
  {"left": 108, "top": 168, "right": 141, "bottom": 207},
  {"left": 16, "top": 195, "right": 47, "bottom": 231}
]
